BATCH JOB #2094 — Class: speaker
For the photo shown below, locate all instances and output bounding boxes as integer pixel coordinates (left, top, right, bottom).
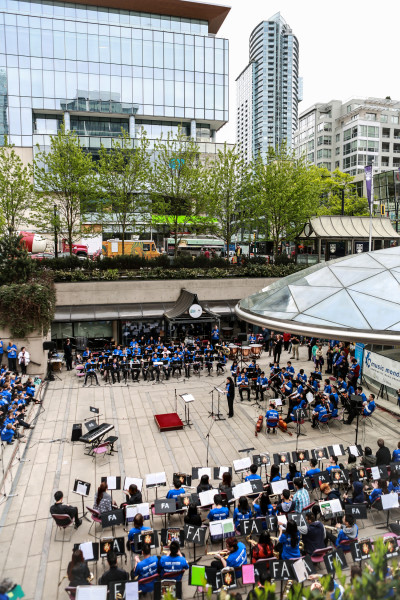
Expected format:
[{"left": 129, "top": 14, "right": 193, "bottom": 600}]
[
  {"left": 43, "top": 341, "right": 57, "bottom": 351},
  {"left": 237, "top": 333, "right": 247, "bottom": 342},
  {"left": 71, "top": 423, "right": 82, "bottom": 442}
]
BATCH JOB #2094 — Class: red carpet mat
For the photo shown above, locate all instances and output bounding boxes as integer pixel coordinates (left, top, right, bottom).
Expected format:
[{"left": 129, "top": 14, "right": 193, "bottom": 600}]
[{"left": 154, "top": 413, "right": 184, "bottom": 432}]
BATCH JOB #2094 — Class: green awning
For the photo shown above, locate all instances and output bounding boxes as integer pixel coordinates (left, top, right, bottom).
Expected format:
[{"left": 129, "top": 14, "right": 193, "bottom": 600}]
[{"left": 151, "top": 215, "right": 217, "bottom": 225}]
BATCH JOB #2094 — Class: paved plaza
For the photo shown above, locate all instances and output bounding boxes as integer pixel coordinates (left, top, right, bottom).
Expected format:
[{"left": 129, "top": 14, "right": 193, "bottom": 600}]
[{"left": 0, "top": 345, "right": 399, "bottom": 599}]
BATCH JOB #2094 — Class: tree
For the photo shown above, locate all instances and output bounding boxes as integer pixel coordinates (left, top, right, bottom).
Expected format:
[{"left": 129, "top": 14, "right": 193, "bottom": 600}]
[
  {"left": 318, "top": 168, "right": 369, "bottom": 216},
  {"left": 0, "top": 137, "right": 35, "bottom": 235},
  {"left": 149, "top": 129, "right": 208, "bottom": 258},
  {"left": 97, "top": 130, "right": 151, "bottom": 255},
  {"left": 33, "top": 125, "right": 99, "bottom": 256},
  {"left": 205, "top": 144, "right": 252, "bottom": 258},
  {"left": 252, "top": 144, "right": 322, "bottom": 257}
]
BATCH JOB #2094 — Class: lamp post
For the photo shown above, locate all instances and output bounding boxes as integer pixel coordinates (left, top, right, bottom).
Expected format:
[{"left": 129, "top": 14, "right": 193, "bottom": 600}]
[{"left": 53, "top": 204, "right": 58, "bottom": 258}]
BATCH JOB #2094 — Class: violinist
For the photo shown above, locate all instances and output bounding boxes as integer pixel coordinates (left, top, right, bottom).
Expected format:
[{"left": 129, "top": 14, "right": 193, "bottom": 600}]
[
  {"left": 255, "top": 371, "right": 268, "bottom": 402},
  {"left": 280, "top": 374, "right": 293, "bottom": 399},
  {"left": 311, "top": 396, "right": 328, "bottom": 428}
]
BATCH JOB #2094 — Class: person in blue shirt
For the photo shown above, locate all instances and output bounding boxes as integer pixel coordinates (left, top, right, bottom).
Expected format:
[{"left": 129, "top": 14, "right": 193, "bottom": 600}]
[
  {"left": 368, "top": 480, "right": 383, "bottom": 505},
  {"left": 336, "top": 376, "right": 347, "bottom": 394},
  {"left": 334, "top": 515, "right": 359, "bottom": 547},
  {"left": 159, "top": 541, "right": 188, "bottom": 581},
  {"left": 278, "top": 521, "right": 301, "bottom": 559},
  {"left": 362, "top": 394, "right": 376, "bottom": 417},
  {"left": 6, "top": 341, "right": 17, "bottom": 372},
  {"left": 297, "top": 369, "right": 307, "bottom": 385},
  {"left": 128, "top": 514, "right": 151, "bottom": 544},
  {"left": 112, "top": 345, "right": 122, "bottom": 356},
  {"left": 248, "top": 332, "right": 257, "bottom": 344},
  {"left": 303, "top": 458, "right": 321, "bottom": 489},
  {"left": 132, "top": 542, "right": 158, "bottom": 593},
  {"left": 392, "top": 442, "right": 400, "bottom": 463},
  {"left": 388, "top": 477, "right": 400, "bottom": 494},
  {"left": 233, "top": 496, "right": 253, "bottom": 529},
  {"left": 166, "top": 478, "right": 186, "bottom": 500},
  {"left": 210, "top": 538, "right": 247, "bottom": 577},
  {"left": 245, "top": 464, "right": 261, "bottom": 482},
  {"left": 82, "top": 347, "right": 90, "bottom": 359},
  {"left": 326, "top": 455, "right": 340, "bottom": 474},
  {"left": 83, "top": 359, "right": 99, "bottom": 386},
  {"left": 356, "top": 386, "right": 367, "bottom": 403},
  {"left": 286, "top": 463, "right": 301, "bottom": 482},
  {"left": 311, "top": 398, "right": 328, "bottom": 428},
  {"left": 281, "top": 375, "right": 293, "bottom": 397},
  {"left": 328, "top": 397, "right": 339, "bottom": 418},
  {"left": 324, "top": 379, "right": 332, "bottom": 395},
  {"left": 237, "top": 371, "right": 250, "bottom": 401},
  {"left": 269, "top": 464, "right": 281, "bottom": 483},
  {"left": 211, "top": 325, "right": 220, "bottom": 343},
  {"left": 253, "top": 491, "right": 275, "bottom": 517},
  {"left": 1, "top": 423, "right": 14, "bottom": 445},
  {"left": 207, "top": 495, "right": 229, "bottom": 521},
  {"left": 286, "top": 361, "right": 295, "bottom": 376},
  {"left": 255, "top": 372, "right": 268, "bottom": 401},
  {"left": 265, "top": 401, "right": 279, "bottom": 433},
  {"left": 0, "top": 338, "right": 3, "bottom": 366}
]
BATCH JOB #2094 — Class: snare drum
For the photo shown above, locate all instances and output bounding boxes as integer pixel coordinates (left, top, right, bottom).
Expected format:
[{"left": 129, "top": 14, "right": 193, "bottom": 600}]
[{"left": 241, "top": 346, "right": 251, "bottom": 358}]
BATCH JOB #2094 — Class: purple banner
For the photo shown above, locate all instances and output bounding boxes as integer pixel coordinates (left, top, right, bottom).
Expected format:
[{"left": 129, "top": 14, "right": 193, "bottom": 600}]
[{"left": 365, "top": 165, "right": 372, "bottom": 209}]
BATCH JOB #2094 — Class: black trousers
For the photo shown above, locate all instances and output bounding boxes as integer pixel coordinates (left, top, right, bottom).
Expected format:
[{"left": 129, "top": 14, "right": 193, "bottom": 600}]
[
  {"left": 273, "top": 349, "right": 281, "bottom": 363},
  {"left": 227, "top": 395, "right": 234, "bottom": 417},
  {"left": 8, "top": 357, "right": 17, "bottom": 372},
  {"left": 84, "top": 371, "right": 99, "bottom": 385},
  {"left": 239, "top": 387, "right": 250, "bottom": 401},
  {"left": 20, "top": 363, "right": 27, "bottom": 375},
  {"left": 65, "top": 355, "right": 73, "bottom": 371},
  {"left": 111, "top": 370, "right": 120, "bottom": 383}
]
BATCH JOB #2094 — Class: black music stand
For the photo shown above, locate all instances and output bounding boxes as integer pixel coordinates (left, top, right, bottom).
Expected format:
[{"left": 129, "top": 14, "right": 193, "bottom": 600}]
[
  {"left": 73, "top": 479, "right": 91, "bottom": 522},
  {"left": 349, "top": 395, "right": 364, "bottom": 445},
  {"left": 211, "top": 387, "right": 225, "bottom": 421},
  {"left": 293, "top": 408, "right": 307, "bottom": 452}
]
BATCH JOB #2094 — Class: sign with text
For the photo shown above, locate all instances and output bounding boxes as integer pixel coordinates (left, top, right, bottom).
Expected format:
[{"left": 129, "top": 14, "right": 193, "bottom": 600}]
[
  {"left": 363, "top": 350, "right": 400, "bottom": 389},
  {"left": 184, "top": 524, "right": 206, "bottom": 545}
]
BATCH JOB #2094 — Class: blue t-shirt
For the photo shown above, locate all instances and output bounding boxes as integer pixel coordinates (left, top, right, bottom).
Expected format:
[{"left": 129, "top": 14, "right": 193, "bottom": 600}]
[
  {"left": 326, "top": 465, "right": 340, "bottom": 474},
  {"left": 128, "top": 525, "right": 150, "bottom": 542},
  {"left": 245, "top": 474, "right": 261, "bottom": 482},
  {"left": 159, "top": 555, "right": 189, "bottom": 580},
  {"left": 305, "top": 468, "right": 321, "bottom": 478},
  {"left": 207, "top": 506, "right": 229, "bottom": 521},
  {"left": 166, "top": 488, "right": 185, "bottom": 499},
  {"left": 265, "top": 409, "right": 279, "bottom": 426},
  {"left": 7, "top": 345, "right": 17, "bottom": 359},
  {"left": 226, "top": 541, "right": 247, "bottom": 574},
  {"left": 253, "top": 502, "right": 274, "bottom": 517},
  {"left": 0, "top": 341, "right": 3, "bottom": 355},
  {"left": 233, "top": 508, "right": 253, "bottom": 528},
  {"left": 135, "top": 555, "right": 159, "bottom": 593},
  {"left": 280, "top": 531, "right": 301, "bottom": 559},
  {"left": 392, "top": 449, "right": 400, "bottom": 463}
]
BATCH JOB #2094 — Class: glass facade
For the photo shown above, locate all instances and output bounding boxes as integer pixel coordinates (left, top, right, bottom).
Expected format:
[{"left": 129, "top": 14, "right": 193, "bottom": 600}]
[{"left": 0, "top": 0, "right": 229, "bottom": 148}]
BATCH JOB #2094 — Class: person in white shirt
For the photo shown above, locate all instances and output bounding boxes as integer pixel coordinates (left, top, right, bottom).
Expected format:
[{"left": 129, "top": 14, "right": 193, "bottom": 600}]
[{"left": 18, "top": 347, "right": 30, "bottom": 376}]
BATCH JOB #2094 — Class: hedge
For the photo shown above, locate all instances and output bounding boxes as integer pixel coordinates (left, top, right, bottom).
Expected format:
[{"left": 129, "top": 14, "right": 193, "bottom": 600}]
[{"left": 52, "top": 263, "right": 305, "bottom": 282}]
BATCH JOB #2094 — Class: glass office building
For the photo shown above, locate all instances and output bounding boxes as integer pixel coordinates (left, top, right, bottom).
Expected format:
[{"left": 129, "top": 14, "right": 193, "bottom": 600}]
[{"left": 0, "top": 0, "right": 229, "bottom": 153}]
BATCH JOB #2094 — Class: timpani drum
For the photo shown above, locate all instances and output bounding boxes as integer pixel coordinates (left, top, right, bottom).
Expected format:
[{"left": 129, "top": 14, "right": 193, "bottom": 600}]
[
  {"left": 250, "top": 344, "right": 263, "bottom": 358},
  {"left": 228, "top": 344, "right": 239, "bottom": 360},
  {"left": 241, "top": 346, "right": 251, "bottom": 359}
]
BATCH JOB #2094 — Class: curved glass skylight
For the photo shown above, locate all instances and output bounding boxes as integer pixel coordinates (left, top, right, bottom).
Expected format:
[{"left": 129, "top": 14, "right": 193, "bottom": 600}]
[{"left": 235, "top": 246, "right": 400, "bottom": 344}]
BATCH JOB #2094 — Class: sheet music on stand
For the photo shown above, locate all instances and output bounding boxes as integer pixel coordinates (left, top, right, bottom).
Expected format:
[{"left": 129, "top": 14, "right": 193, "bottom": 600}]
[
  {"left": 199, "top": 489, "right": 219, "bottom": 507},
  {"left": 73, "top": 480, "right": 91, "bottom": 496},
  {"left": 79, "top": 542, "right": 95, "bottom": 561},
  {"left": 215, "top": 388, "right": 225, "bottom": 394},
  {"left": 101, "top": 476, "right": 121, "bottom": 491},
  {"left": 233, "top": 457, "right": 251, "bottom": 473},
  {"left": 209, "top": 518, "right": 235, "bottom": 539},
  {"left": 192, "top": 467, "right": 212, "bottom": 480},
  {"left": 126, "top": 503, "right": 150, "bottom": 521},
  {"left": 213, "top": 467, "right": 232, "bottom": 480},
  {"left": 272, "top": 397, "right": 282, "bottom": 407},
  {"left": 181, "top": 394, "right": 194, "bottom": 403},
  {"left": 146, "top": 472, "right": 167, "bottom": 487},
  {"left": 76, "top": 586, "right": 107, "bottom": 600},
  {"left": 382, "top": 493, "right": 399, "bottom": 510},
  {"left": 124, "top": 477, "right": 143, "bottom": 492},
  {"left": 232, "top": 481, "right": 253, "bottom": 499},
  {"left": 270, "top": 480, "right": 289, "bottom": 495}
]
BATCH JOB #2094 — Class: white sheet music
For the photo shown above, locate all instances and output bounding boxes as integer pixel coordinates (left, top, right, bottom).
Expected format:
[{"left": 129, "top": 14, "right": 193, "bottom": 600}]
[
  {"left": 125, "top": 582, "right": 139, "bottom": 600},
  {"left": 125, "top": 503, "right": 150, "bottom": 520},
  {"left": 107, "top": 476, "right": 117, "bottom": 490},
  {"left": 329, "top": 498, "right": 343, "bottom": 514},
  {"left": 382, "top": 493, "right": 399, "bottom": 510},
  {"left": 274, "top": 397, "right": 283, "bottom": 406},
  {"left": 333, "top": 445, "right": 342, "bottom": 456},
  {"left": 209, "top": 518, "right": 234, "bottom": 537},
  {"left": 218, "top": 467, "right": 229, "bottom": 479},
  {"left": 371, "top": 466, "right": 380, "bottom": 480},
  {"left": 306, "top": 392, "right": 314, "bottom": 403},
  {"left": 79, "top": 542, "right": 94, "bottom": 561},
  {"left": 233, "top": 457, "right": 251, "bottom": 472},
  {"left": 199, "top": 489, "right": 218, "bottom": 507},
  {"left": 232, "top": 481, "right": 253, "bottom": 499},
  {"left": 76, "top": 482, "right": 88, "bottom": 496},
  {"left": 124, "top": 477, "right": 143, "bottom": 492},
  {"left": 271, "top": 480, "right": 289, "bottom": 495},
  {"left": 181, "top": 394, "right": 194, "bottom": 402},
  {"left": 292, "top": 558, "right": 308, "bottom": 583},
  {"left": 198, "top": 467, "right": 212, "bottom": 479},
  {"left": 146, "top": 472, "right": 166, "bottom": 486},
  {"left": 76, "top": 585, "right": 107, "bottom": 600},
  {"left": 349, "top": 445, "right": 359, "bottom": 457},
  {"left": 216, "top": 388, "right": 225, "bottom": 394},
  {"left": 277, "top": 515, "right": 287, "bottom": 527}
]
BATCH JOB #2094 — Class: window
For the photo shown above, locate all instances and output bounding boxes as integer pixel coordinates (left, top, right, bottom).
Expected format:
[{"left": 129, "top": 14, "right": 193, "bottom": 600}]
[
  {"left": 335, "top": 133, "right": 340, "bottom": 142},
  {"left": 343, "top": 140, "right": 357, "bottom": 155},
  {"left": 359, "top": 125, "right": 379, "bottom": 138},
  {"left": 380, "top": 115, "right": 388, "bottom": 123},
  {"left": 317, "top": 149, "right": 331, "bottom": 159},
  {"left": 391, "top": 116, "right": 399, "bottom": 124},
  {"left": 317, "top": 122, "right": 331, "bottom": 132},
  {"left": 317, "top": 135, "right": 331, "bottom": 146},
  {"left": 335, "top": 146, "right": 340, "bottom": 155},
  {"left": 365, "top": 112, "right": 376, "bottom": 121},
  {"left": 343, "top": 126, "right": 357, "bottom": 141}
]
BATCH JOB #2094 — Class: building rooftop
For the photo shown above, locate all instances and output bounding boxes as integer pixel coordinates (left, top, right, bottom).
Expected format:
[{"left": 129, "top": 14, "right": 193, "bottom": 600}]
[{"left": 65, "top": 0, "right": 231, "bottom": 33}]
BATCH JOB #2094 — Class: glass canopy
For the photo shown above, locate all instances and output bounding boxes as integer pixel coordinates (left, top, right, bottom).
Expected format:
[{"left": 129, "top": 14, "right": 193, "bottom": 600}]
[{"left": 236, "top": 246, "right": 400, "bottom": 344}]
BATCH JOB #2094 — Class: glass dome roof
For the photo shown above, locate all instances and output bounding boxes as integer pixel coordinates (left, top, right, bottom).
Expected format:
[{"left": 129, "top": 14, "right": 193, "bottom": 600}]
[{"left": 235, "top": 246, "right": 400, "bottom": 344}]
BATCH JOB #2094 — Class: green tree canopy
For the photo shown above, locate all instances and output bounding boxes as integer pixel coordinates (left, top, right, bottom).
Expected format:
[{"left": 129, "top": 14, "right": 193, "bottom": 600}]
[
  {"left": 205, "top": 144, "right": 252, "bottom": 256},
  {"left": 318, "top": 168, "right": 369, "bottom": 216},
  {"left": 0, "top": 137, "right": 35, "bottom": 235},
  {"left": 149, "top": 129, "right": 208, "bottom": 257},
  {"left": 97, "top": 129, "right": 151, "bottom": 254},
  {"left": 252, "top": 144, "right": 322, "bottom": 256},
  {"left": 33, "top": 125, "right": 99, "bottom": 256}
]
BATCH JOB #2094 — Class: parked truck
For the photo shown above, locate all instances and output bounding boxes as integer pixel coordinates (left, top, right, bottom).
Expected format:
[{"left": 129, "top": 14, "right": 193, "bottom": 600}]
[
  {"left": 19, "top": 232, "right": 89, "bottom": 258},
  {"left": 102, "top": 239, "right": 160, "bottom": 259}
]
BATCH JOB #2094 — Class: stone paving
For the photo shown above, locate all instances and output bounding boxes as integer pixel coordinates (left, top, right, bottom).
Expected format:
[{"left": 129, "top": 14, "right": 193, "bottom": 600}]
[{"left": 0, "top": 345, "right": 399, "bottom": 599}]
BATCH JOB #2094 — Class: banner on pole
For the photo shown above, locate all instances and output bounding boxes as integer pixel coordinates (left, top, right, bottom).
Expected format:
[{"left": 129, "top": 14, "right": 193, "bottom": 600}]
[{"left": 365, "top": 165, "right": 373, "bottom": 209}]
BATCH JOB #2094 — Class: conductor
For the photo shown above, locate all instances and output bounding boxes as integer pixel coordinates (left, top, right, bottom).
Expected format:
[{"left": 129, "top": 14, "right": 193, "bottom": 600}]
[{"left": 225, "top": 376, "right": 235, "bottom": 418}]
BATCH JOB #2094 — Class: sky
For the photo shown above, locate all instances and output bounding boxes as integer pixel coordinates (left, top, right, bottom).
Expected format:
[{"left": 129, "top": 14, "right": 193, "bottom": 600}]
[{"left": 214, "top": 0, "right": 400, "bottom": 143}]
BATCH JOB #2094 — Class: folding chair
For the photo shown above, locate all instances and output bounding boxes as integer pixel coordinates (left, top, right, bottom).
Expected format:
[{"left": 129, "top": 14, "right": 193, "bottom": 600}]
[
  {"left": 301, "top": 501, "right": 316, "bottom": 514},
  {"left": 136, "top": 573, "right": 159, "bottom": 593},
  {"left": 369, "top": 497, "right": 385, "bottom": 525},
  {"left": 266, "top": 418, "right": 279, "bottom": 434},
  {"left": 339, "top": 538, "right": 357, "bottom": 553},
  {"left": 87, "top": 506, "right": 102, "bottom": 538},
  {"left": 92, "top": 442, "right": 111, "bottom": 463},
  {"left": 317, "top": 414, "right": 330, "bottom": 433},
  {"left": 310, "top": 546, "right": 333, "bottom": 568},
  {"left": 51, "top": 513, "right": 75, "bottom": 542}
]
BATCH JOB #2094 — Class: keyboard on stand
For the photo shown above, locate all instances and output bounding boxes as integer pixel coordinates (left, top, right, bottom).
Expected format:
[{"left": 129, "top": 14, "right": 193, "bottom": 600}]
[{"left": 79, "top": 422, "right": 114, "bottom": 454}]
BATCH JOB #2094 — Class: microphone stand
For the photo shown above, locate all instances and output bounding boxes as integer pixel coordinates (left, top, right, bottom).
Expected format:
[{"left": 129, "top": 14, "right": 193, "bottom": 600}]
[{"left": 205, "top": 419, "right": 215, "bottom": 467}]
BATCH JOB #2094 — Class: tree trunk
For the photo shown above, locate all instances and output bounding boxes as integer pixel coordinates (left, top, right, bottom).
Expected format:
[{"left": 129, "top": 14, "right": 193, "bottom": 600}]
[
  {"left": 174, "top": 222, "right": 179, "bottom": 259},
  {"left": 68, "top": 228, "right": 73, "bottom": 257},
  {"left": 121, "top": 227, "right": 125, "bottom": 256}
]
